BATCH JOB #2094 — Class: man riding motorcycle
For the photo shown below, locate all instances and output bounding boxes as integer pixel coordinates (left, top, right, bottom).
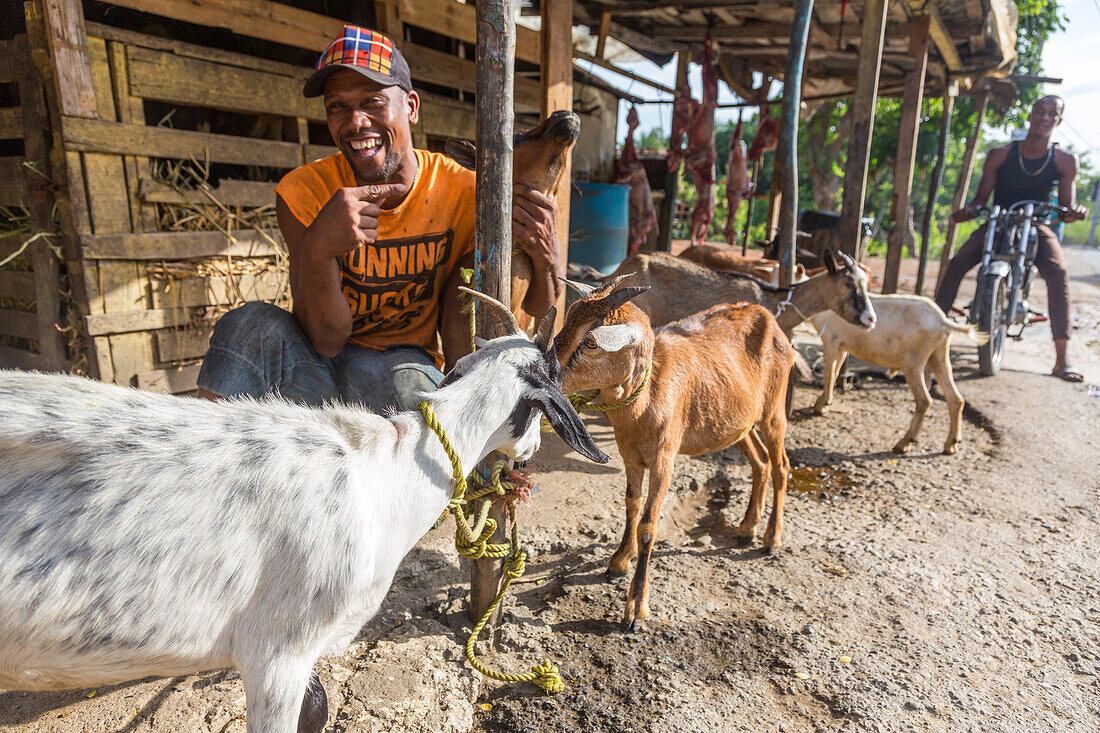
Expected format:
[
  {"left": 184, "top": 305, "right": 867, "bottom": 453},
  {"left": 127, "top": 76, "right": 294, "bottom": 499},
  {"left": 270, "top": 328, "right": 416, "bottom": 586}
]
[{"left": 934, "top": 95, "right": 1088, "bottom": 382}]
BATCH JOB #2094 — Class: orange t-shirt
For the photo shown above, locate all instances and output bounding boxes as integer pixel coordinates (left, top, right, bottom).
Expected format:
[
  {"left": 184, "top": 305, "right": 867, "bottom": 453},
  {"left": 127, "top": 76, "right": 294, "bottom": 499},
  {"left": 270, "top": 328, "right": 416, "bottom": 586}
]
[{"left": 274, "top": 149, "right": 475, "bottom": 367}]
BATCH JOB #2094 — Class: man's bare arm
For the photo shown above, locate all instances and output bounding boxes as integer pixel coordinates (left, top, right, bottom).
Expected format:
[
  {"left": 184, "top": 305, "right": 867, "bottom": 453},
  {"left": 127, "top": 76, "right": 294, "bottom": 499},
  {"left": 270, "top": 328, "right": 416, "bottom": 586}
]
[
  {"left": 953, "top": 146, "right": 1009, "bottom": 222},
  {"left": 277, "top": 183, "right": 406, "bottom": 357},
  {"left": 1055, "top": 150, "right": 1088, "bottom": 222},
  {"left": 512, "top": 184, "right": 564, "bottom": 317}
]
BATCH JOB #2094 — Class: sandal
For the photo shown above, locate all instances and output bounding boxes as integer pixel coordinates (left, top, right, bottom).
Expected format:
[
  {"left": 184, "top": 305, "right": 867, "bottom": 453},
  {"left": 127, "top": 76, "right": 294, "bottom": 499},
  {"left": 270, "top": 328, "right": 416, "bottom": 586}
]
[{"left": 1051, "top": 365, "right": 1085, "bottom": 383}]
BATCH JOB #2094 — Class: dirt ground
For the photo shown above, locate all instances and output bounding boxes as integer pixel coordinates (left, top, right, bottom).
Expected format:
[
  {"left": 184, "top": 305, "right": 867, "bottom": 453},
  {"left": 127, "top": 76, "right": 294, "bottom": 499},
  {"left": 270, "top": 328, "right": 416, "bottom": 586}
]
[{"left": 2, "top": 249, "right": 1098, "bottom": 733}]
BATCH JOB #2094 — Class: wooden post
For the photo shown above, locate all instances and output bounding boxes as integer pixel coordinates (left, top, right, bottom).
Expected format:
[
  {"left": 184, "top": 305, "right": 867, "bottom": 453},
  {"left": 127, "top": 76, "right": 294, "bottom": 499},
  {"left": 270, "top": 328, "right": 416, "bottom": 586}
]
[
  {"left": 915, "top": 84, "right": 955, "bottom": 295},
  {"left": 595, "top": 10, "right": 611, "bottom": 60},
  {"left": 935, "top": 91, "right": 988, "bottom": 291},
  {"left": 765, "top": 154, "right": 782, "bottom": 242},
  {"left": 469, "top": 0, "right": 515, "bottom": 627},
  {"left": 657, "top": 50, "right": 690, "bottom": 252},
  {"left": 882, "top": 14, "right": 930, "bottom": 294},
  {"left": 740, "top": 157, "right": 760, "bottom": 254},
  {"left": 837, "top": 0, "right": 888, "bottom": 259},
  {"left": 777, "top": 0, "right": 814, "bottom": 286},
  {"left": 41, "top": 0, "right": 96, "bottom": 118},
  {"left": 541, "top": 0, "right": 572, "bottom": 306},
  {"left": 26, "top": 0, "right": 97, "bottom": 372},
  {"left": 16, "top": 34, "right": 65, "bottom": 370}
]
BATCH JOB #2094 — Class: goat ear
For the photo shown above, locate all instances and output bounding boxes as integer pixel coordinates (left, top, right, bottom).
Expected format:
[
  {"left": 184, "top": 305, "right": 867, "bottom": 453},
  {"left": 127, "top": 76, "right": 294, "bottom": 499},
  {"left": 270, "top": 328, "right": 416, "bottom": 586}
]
[
  {"left": 524, "top": 386, "right": 609, "bottom": 464},
  {"left": 589, "top": 323, "right": 643, "bottom": 352},
  {"left": 534, "top": 306, "right": 557, "bottom": 351},
  {"left": 443, "top": 139, "right": 477, "bottom": 170},
  {"left": 564, "top": 278, "right": 596, "bottom": 296},
  {"left": 823, "top": 247, "right": 838, "bottom": 274}
]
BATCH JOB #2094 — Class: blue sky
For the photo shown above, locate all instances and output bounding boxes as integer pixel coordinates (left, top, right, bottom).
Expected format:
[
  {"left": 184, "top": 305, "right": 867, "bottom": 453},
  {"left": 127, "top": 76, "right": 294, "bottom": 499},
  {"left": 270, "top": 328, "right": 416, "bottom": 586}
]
[{"left": 581, "top": 2, "right": 1100, "bottom": 169}]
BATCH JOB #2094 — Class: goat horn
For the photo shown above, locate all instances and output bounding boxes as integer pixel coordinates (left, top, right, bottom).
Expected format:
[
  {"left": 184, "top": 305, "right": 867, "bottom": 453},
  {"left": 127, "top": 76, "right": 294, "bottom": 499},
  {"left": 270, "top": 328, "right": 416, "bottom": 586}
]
[
  {"left": 594, "top": 271, "right": 637, "bottom": 295},
  {"left": 458, "top": 286, "right": 522, "bottom": 337},
  {"left": 602, "top": 285, "right": 651, "bottom": 312}
]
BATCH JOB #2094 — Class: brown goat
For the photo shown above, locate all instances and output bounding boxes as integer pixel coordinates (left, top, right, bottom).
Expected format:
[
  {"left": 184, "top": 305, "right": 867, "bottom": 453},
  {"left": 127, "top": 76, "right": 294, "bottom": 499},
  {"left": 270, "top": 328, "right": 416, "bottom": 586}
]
[
  {"left": 679, "top": 243, "right": 805, "bottom": 285},
  {"left": 555, "top": 277, "right": 794, "bottom": 629},
  {"left": 606, "top": 250, "right": 876, "bottom": 336},
  {"left": 438, "top": 111, "right": 580, "bottom": 368}
]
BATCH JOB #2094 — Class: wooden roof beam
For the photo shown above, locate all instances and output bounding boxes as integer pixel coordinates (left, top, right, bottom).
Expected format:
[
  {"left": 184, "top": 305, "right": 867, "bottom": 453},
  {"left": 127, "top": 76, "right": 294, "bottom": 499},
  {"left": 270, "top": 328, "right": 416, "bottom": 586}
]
[
  {"left": 924, "top": 3, "right": 963, "bottom": 72},
  {"left": 604, "top": 0, "right": 790, "bottom": 16},
  {"left": 573, "top": 50, "right": 679, "bottom": 94},
  {"left": 650, "top": 21, "right": 911, "bottom": 41}
]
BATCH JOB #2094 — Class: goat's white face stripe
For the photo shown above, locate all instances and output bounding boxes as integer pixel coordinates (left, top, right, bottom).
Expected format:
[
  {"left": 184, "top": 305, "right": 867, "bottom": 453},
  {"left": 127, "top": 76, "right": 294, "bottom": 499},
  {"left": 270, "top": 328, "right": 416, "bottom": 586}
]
[
  {"left": 854, "top": 269, "right": 877, "bottom": 328},
  {"left": 590, "top": 324, "right": 643, "bottom": 352}
]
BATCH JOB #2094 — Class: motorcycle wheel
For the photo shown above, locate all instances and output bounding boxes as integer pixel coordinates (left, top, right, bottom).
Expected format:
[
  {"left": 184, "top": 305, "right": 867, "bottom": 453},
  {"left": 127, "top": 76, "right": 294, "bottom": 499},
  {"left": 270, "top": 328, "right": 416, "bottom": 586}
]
[{"left": 977, "top": 273, "right": 1008, "bottom": 376}]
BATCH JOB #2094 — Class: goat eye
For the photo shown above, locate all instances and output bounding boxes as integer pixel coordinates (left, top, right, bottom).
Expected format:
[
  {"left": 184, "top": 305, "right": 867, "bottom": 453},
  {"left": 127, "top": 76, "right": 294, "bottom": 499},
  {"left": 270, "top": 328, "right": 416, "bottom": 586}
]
[{"left": 583, "top": 337, "right": 597, "bottom": 349}]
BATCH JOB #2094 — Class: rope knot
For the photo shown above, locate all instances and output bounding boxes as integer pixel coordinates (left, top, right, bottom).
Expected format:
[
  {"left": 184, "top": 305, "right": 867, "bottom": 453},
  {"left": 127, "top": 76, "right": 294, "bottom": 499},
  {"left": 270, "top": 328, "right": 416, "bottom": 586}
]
[{"left": 530, "top": 660, "right": 564, "bottom": 695}]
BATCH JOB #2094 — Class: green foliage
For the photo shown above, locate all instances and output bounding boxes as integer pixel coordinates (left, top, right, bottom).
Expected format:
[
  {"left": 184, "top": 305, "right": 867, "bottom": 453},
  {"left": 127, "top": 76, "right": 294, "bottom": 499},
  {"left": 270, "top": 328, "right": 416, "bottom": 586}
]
[{"left": 1006, "top": 0, "right": 1068, "bottom": 128}]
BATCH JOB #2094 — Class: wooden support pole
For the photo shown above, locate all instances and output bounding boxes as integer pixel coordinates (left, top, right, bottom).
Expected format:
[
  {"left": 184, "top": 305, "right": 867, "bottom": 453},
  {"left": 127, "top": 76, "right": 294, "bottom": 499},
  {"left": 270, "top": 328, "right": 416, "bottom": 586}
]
[
  {"left": 935, "top": 91, "right": 988, "bottom": 291},
  {"left": 26, "top": 0, "right": 97, "bottom": 372},
  {"left": 882, "top": 14, "right": 930, "bottom": 294},
  {"left": 469, "top": 0, "right": 515, "bottom": 627},
  {"left": 777, "top": 0, "right": 814, "bottom": 286},
  {"left": 17, "top": 33, "right": 65, "bottom": 370},
  {"left": 542, "top": 0, "right": 573, "bottom": 310},
  {"left": 837, "top": 0, "right": 888, "bottom": 259},
  {"left": 41, "top": 0, "right": 97, "bottom": 118},
  {"left": 657, "top": 50, "right": 691, "bottom": 252},
  {"left": 916, "top": 85, "right": 955, "bottom": 295},
  {"left": 765, "top": 153, "right": 782, "bottom": 243},
  {"left": 740, "top": 157, "right": 760, "bottom": 255},
  {"left": 595, "top": 11, "right": 611, "bottom": 60}
]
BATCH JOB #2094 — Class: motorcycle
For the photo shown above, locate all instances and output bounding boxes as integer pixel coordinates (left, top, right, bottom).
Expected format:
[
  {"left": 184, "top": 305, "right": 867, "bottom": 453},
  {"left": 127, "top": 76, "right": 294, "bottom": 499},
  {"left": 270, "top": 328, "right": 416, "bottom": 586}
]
[{"left": 968, "top": 200, "right": 1070, "bottom": 376}]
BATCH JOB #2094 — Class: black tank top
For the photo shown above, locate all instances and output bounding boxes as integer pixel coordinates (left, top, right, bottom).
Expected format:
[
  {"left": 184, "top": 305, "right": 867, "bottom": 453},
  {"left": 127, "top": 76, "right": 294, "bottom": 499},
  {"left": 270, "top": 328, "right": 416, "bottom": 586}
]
[{"left": 993, "top": 141, "right": 1059, "bottom": 208}]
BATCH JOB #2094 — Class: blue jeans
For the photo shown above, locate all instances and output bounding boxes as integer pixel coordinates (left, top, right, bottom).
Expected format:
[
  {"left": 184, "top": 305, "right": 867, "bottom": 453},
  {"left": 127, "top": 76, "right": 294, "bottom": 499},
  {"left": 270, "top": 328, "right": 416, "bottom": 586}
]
[{"left": 196, "top": 302, "right": 443, "bottom": 412}]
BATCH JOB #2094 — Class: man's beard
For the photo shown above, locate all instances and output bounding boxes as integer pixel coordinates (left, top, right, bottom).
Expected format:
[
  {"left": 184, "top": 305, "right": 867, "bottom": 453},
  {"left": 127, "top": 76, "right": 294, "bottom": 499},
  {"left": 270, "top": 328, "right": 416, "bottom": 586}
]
[{"left": 347, "top": 145, "right": 402, "bottom": 184}]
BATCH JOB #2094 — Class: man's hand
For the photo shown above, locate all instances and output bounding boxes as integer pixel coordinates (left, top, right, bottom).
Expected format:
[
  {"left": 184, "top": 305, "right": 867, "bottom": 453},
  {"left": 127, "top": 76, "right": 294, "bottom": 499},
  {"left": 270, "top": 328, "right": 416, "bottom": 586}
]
[
  {"left": 951, "top": 204, "right": 978, "bottom": 223},
  {"left": 512, "top": 184, "right": 560, "bottom": 269},
  {"left": 1060, "top": 203, "right": 1089, "bottom": 223},
  {"left": 303, "top": 183, "right": 407, "bottom": 259}
]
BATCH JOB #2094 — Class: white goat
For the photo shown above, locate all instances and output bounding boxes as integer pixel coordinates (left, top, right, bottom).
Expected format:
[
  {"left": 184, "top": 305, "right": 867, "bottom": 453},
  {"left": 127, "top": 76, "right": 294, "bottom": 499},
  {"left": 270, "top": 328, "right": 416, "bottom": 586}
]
[
  {"left": 811, "top": 294, "right": 989, "bottom": 455},
  {"left": 0, "top": 293, "right": 607, "bottom": 733}
]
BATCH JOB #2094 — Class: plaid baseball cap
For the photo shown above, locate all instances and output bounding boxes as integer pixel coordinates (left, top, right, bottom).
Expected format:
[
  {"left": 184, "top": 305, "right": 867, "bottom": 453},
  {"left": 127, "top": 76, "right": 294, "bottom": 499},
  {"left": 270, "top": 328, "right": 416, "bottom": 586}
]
[{"left": 304, "top": 25, "right": 413, "bottom": 98}]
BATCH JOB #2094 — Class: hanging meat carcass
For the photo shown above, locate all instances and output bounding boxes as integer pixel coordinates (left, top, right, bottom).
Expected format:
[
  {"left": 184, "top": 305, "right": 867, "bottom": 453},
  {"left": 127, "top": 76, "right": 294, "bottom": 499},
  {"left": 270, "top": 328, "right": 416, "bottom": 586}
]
[
  {"left": 747, "top": 104, "right": 779, "bottom": 162},
  {"left": 723, "top": 115, "right": 753, "bottom": 244},
  {"left": 684, "top": 34, "right": 719, "bottom": 245},
  {"left": 615, "top": 106, "right": 658, "bottom": 255},
  {"left": 667, "top": 76, "right": 698, "bottom": 172}
]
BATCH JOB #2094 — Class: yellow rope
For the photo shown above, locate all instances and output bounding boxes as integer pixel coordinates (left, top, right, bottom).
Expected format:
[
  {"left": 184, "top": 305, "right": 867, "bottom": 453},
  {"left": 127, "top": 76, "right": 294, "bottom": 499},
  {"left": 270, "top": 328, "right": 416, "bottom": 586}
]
[
  {"left": 418, "top": 401, "right": 565, "bottom": 695},
  {"left": 542, "top": 365, "right": 651, "bottom": 432},
  {"left": 459, "top": 268, "right": 476, "bottom": 352}
]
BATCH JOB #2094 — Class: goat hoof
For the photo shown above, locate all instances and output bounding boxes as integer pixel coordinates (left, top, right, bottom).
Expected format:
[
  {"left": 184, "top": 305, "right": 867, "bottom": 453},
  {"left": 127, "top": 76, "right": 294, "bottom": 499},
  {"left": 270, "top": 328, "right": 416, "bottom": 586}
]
[
  {"left": 892, "top": 441, "right": 911, "bottom": 454},
  {"left": 606, "top": 563, "right": 630, "bottom": 578},
  {"left": 942, "top": 442, "right": 959, "bottom": 455},
  {"left": 298, "top": 670, "right": 328, "bottom": 733},
  {"left": 733, "top": 534, "right": 755, "bottom": 548}
]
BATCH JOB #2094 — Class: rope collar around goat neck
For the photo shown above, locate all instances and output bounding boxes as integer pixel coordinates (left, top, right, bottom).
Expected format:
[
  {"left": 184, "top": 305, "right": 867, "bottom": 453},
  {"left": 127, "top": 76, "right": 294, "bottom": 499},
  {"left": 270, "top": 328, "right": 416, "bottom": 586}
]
[
  {"left": 773, "top": 288, "right": 809, "bottom": 323},
  {"left": 571, "top": 365, "right": 651, "bottom": 412},
  {"left": 416, "top": 400, "right": 565, "bottom": 695}
]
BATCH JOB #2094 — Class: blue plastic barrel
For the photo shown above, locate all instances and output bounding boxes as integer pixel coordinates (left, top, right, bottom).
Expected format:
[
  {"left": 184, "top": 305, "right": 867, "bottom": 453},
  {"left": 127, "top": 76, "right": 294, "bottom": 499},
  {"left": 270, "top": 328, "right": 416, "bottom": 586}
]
[{"left": 568, "top": 182, "right": 630, "bottom": 275}]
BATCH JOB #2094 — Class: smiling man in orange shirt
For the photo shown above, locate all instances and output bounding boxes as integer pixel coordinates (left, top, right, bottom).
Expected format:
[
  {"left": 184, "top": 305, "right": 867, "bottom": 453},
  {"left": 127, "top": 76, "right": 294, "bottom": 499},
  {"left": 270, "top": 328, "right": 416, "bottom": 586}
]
[{"left": 197, "top": 25, "right": 563, "bottom": 410}]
